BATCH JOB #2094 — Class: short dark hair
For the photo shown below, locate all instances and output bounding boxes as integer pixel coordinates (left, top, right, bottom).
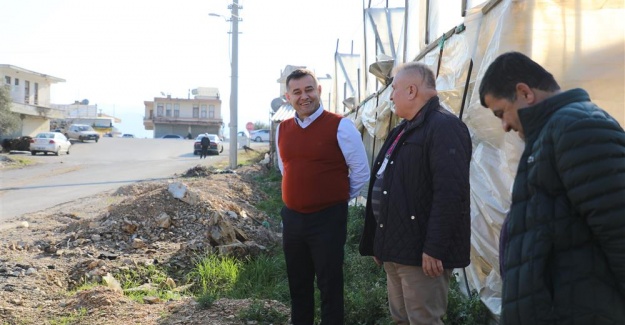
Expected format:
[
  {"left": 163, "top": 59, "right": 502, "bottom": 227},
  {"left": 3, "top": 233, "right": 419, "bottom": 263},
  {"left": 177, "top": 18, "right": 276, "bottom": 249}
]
[
  {"left": 286, "top": 68, "right": 318, "bottom": 90},
  {"left": 479, "top": 51, "right": 560, "bottom": 107}
]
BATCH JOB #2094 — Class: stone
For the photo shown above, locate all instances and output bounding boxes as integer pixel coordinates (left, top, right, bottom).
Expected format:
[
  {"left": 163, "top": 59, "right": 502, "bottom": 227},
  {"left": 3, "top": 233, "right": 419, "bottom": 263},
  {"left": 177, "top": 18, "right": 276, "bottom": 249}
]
[
  {"left": 132, "top": 238, "right": 147, "bottom": 249},
  {"left": 156, "top": 213, "right": 171, "bottom": 229},
  {"left": 143, "top": 296, "right": 161, "bottom": 304}
]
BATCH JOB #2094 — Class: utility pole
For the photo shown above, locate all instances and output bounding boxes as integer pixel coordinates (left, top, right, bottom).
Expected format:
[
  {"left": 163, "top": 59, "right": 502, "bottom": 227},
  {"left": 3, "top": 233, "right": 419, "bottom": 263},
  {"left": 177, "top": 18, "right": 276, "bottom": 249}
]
[{"left": 228, "top": 0, "right": 240, "bottom": 169}]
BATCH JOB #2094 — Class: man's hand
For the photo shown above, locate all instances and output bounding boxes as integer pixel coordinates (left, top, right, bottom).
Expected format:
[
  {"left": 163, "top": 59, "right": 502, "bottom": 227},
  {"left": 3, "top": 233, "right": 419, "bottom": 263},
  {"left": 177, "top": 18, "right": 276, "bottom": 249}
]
[
  {"left": 373, "top": 256, "right": 383, "bottom": 266},
  {"left": 422, "top": 252, "right": 443, "bottom": 277}
]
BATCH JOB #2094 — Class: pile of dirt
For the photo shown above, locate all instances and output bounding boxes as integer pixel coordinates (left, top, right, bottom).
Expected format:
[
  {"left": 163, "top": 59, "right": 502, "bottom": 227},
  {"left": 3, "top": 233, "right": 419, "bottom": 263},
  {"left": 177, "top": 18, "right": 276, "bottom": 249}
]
[{"left": 0, "top": 163, "right": 288, "bottom": 325}]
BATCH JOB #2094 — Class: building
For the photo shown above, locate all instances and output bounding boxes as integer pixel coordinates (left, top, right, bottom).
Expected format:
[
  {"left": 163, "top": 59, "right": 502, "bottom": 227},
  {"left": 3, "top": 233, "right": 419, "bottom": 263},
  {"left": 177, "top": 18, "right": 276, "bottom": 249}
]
[
  {"left": 0, "top": 64, "right": 65, "bottom": 137},
  {"left": 143, "top": 87, "right": 223, "bottom": 138},
  {"left": 50, "top": 101, "right": 121, "bottom": 135}
]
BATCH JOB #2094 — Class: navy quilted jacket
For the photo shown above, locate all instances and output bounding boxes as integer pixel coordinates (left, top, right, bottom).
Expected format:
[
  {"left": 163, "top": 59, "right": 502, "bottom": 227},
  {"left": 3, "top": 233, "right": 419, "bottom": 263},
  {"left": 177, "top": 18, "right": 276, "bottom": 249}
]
[
  {"left": 359, "top": 96, "right": 472, "bottom": 268},
  {"left": 500, "top": 88, "right": 625, "bottom": 325}
]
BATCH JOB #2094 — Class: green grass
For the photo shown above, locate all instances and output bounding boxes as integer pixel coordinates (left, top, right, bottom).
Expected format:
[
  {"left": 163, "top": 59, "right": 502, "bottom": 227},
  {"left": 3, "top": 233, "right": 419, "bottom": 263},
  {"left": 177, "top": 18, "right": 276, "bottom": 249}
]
[
  {"left": 228, "top": 253, "right": 290, "bottom": 301},
  {"left": 213, "top": 147, "right": 269, "bottom": 169},
  {"left": 183, "top": 166, "right": 489, "bottom": 325},
  {"left": 0, "top": 154, "right": 36, "bottom": 169},
  {"left": 237, "top": 299, "right": 289, "bottom": 325},
  {"left": 188, "top": 253, "right": 241, "bottom": 296},
  {"left": 117, "top": 264, "right": 168, "bottom": 289},
  {"left": 444, "top": 274, "right": 491, "bottom": 325},
  {"left": 49, "top": 308, "right": 88, "bottom": 325},
  {"left": 253, "top": 168, "right": 283, "bottom": 220}
]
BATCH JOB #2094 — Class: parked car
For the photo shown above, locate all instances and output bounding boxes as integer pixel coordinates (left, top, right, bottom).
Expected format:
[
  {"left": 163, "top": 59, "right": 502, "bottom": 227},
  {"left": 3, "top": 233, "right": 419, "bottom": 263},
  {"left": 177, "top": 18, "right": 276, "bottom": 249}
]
[
  {"left": 65, "top": 124, "right": 100, "bottom": 142},
  {"left": 121, "top": 134, "right": 135, "bottom": 138},
  {"left": 29, "top": 132, "right": 71, "bottom": 156},
  {"left": 193, "top": 134, "right": 224, "bottom": 155},
  {"left": 160, "top": 134, "right": 185, "bottom": 139},
  {"left": 249, "top": 129, "right": 270, "bottom": 142}
]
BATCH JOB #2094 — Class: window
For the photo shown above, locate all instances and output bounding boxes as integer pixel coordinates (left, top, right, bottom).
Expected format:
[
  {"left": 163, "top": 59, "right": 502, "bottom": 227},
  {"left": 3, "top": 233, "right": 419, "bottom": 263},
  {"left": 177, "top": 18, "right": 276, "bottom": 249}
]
[
  {"left": 4, "top": 76, "right": 10, "bottom": 85},
  {"left": 193, "top": 105, "right": 199, "bottom": 118},
  {"left": 174, "top": 103, "right": 180, "bottom": 117},
  {"left": 209, "top": 105, "right": 215, "bottom": 118},
  {"left": 157, "top": 103, "right": 164, "bottom": 116},
  {"left": 166, "top": 103, "right": 172, "bottom": 117},
  {"left": 200, "top": 104, "right": 207, "bottom": 118},
  {"left": 24, "top": 81, "right": 30, "bottom": 104},
  {"left": 15, "top": 78, "right": 19, "bottom": 86},
  {"left": 34, "top": 83, "right": 39, "bottom": 105}
]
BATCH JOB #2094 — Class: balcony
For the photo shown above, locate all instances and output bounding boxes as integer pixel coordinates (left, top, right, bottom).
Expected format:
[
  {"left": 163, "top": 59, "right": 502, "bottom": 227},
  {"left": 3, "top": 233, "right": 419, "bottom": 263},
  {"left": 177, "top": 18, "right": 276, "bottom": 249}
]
[
  {"left": 11, "top": 102, "right": 65, "bottom": 119},
  {"left": 144, "top": 116, "right": 223, "bottom": 127}
]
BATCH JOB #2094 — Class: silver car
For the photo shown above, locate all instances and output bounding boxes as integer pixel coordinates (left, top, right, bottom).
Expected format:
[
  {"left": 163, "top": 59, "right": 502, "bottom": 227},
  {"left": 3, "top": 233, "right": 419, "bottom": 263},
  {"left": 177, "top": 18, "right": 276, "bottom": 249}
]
[
  {"left": 249, "top": 129, "right": 270, "bottom": 142},
  {"left": 29, "top": 132, "right": 72, "bottom": 156}
]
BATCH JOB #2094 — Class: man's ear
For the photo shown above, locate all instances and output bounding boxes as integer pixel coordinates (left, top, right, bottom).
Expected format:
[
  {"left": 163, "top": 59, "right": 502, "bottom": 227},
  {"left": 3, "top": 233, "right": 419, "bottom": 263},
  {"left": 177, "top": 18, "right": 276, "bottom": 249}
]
[{"left": 516, "top": 83, "right": 535, "bottom": 104}]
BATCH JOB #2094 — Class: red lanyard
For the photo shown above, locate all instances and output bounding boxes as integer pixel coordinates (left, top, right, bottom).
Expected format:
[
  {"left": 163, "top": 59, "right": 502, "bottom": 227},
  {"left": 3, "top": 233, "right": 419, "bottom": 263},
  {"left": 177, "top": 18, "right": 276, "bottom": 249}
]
[{"left": 385, "top": 128, "right": 405, "bottom": 158}]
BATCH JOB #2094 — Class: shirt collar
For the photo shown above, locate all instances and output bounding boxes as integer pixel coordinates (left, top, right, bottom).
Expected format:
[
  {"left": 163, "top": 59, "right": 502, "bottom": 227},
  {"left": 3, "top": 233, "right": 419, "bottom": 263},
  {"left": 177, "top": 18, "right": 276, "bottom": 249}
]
[{"left": 295, "top": 104, "right": 324, "bottom": 125}]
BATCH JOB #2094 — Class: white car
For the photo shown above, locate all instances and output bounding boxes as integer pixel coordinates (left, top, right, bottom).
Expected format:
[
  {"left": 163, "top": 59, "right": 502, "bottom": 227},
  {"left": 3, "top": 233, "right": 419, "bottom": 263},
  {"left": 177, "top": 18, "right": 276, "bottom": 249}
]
[
  {"left": 29, "top": 132, "right": 72, "bottom": 156},
  {"left": 249, "top": 129, "right": 270, "bottom": 142}
]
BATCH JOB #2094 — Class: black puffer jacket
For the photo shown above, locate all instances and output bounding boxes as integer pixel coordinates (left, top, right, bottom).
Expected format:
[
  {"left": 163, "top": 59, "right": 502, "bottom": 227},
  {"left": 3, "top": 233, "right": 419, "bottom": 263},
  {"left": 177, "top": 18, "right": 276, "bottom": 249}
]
[
  {"left": 500, "top": 89, "right": 625, "bottom": 325},
  {"left": 359, "top": 96, "right": 472, "bottom": 268}
]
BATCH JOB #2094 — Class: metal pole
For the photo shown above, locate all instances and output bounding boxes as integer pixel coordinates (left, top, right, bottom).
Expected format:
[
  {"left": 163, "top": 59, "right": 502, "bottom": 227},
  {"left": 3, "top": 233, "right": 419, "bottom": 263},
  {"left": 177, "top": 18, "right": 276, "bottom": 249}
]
[{"left": 229, "top": 0, "right": 239, "bottom": 169}]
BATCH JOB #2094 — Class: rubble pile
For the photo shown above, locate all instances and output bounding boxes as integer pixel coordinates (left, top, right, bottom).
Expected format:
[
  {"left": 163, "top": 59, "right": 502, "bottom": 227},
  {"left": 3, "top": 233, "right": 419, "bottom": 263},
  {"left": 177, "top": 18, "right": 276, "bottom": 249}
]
[
  {"left": 0, "top": 163, "right": 287, "bottom": 324},
  {"left": 58, "top": 165, "right": 280, "bottom": 285}
]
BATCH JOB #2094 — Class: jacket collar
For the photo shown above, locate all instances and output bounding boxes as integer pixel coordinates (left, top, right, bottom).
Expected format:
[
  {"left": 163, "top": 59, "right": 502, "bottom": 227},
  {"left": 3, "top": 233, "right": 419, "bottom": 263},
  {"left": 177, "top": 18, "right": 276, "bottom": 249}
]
[
  {"left": 518, "top": 88, "right": 590, "bottom": 142},
  {"left": 400, "top": 96, "right": 440, "bottom": 132}
]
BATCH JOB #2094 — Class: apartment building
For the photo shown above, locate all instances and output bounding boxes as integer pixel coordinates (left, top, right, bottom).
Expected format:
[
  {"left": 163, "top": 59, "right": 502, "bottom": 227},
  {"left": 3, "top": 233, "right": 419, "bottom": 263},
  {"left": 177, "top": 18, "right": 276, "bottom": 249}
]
[
  {"left": 143, "top": 87, "right": 223, "bottom": 138},
  {"left": 0, "top": 64, "right": 65, "bottom": 137}
]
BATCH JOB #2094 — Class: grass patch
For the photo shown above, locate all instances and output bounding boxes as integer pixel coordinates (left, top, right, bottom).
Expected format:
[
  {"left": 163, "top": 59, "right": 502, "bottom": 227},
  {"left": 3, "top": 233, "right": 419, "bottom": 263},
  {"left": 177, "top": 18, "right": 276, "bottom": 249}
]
[
  {"left": 188, "top": 253, "right": 241, "bottom": 296},
  {"left": 253, "top": 168, "right": 283, "bottom": 220},
  {"left": 70, "top": 281, "right": 100, "bottom": 294},
  {"left": 238, "top": 299, "right": 288, "bottom": 325},
  {"left": 196, "top": 293, "right": 218, "bottom": 309},
  {"left": 115, "top": 264, "right": 186, "bottom": 303},
  {"left": 212, "top": 147, "right": 269, "bottom": 169},
  {"left": 49, "top": 308, "right": 88, "bottom": 325},
  {"left": 228, "top": 253, "right": 289, "bottom": 302},
  {"left": 0, "top": 154, "right": 36, "bottom": 169}
]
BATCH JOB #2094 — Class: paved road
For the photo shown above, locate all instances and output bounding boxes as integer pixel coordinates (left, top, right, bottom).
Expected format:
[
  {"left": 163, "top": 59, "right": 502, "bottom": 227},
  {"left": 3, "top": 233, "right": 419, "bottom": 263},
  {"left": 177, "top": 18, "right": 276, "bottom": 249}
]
[{"left": 0, "top": 137, "right": 266, "bottom": 221}]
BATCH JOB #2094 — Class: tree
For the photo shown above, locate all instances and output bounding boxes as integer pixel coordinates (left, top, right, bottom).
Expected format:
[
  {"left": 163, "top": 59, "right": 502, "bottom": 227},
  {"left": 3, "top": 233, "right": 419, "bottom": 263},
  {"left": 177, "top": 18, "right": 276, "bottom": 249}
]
[
  {"left": 253, "top": 121, "right": 270, "bottom": 130},
  {"left": 0, "top": 86, "right": 20, "bottom": 136}
]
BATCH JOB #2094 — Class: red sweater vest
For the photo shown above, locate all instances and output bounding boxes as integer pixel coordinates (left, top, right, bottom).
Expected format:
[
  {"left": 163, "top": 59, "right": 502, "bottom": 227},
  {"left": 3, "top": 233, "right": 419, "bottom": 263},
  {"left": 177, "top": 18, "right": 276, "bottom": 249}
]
[{"left": 278, "top": 111, "right": 349, "bottom": 213}]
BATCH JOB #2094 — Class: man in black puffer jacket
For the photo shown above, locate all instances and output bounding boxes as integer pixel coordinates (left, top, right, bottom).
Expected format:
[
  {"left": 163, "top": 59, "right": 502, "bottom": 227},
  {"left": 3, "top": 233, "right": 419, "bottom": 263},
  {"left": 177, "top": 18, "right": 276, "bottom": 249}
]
[
  {"left": 480, "top": 51, "right": 625, "bottom": 325},
  {"left": 359, "top": 62, "right": 472, "bottom": 324}
]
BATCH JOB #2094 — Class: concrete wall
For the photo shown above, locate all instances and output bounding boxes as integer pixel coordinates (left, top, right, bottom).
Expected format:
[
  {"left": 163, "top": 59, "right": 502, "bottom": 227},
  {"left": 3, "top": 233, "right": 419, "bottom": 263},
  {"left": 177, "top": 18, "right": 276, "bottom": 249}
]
[{"left": 21, "top": 116, "right": 50, "bottom": 137}]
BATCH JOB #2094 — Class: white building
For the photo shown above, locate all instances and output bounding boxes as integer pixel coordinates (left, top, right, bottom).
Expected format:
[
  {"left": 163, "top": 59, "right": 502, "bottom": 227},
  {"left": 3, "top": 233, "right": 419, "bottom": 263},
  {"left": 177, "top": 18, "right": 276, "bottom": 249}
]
[{"left": 0, "top": 64, "right": 65, "bottom": 137}]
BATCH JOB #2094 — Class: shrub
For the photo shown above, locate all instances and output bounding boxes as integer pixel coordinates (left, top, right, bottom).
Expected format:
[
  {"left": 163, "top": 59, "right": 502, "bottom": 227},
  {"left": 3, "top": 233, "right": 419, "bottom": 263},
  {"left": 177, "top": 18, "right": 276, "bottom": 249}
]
[{"left": 444, "top": 273, "right": 491, "bottom": 325}]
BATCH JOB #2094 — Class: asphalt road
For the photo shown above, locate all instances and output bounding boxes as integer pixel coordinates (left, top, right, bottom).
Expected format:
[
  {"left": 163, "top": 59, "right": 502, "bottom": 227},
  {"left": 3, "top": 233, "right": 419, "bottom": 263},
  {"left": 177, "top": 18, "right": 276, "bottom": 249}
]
[{"left": 0, "top": 137, "right": 264, "bottom": 221}]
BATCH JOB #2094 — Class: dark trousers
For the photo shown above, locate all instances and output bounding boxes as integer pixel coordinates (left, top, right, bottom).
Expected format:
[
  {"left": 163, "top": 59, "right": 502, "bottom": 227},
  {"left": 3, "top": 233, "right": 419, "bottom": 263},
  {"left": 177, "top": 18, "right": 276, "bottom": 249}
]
[
  {"left": 200, "top": 145, "right": 209, "bottom": 158},
  {"left": 281, "top": 202, "right": 348, "bottom": 325}
]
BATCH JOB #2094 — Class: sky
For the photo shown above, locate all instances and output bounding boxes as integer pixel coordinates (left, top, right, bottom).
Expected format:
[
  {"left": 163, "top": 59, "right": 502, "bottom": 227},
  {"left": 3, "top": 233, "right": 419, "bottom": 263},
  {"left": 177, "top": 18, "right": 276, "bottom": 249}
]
[{"left": 1, "top": 0, "right": 368, "bottom": 138}]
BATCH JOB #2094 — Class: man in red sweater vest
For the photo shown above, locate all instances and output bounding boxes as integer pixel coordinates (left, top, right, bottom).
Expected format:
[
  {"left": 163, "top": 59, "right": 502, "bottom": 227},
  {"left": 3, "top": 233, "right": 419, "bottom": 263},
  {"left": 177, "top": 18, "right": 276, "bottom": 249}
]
[{"left": 277, "top": 68, "right": 369, "bottom": 325}]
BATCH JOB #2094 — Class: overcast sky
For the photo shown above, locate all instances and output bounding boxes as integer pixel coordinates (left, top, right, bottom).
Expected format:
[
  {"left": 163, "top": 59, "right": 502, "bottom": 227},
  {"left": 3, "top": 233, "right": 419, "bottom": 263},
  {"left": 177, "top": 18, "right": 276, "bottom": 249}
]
[{"left": 1, "top": 0, "right": 367, "bottom": 137}]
